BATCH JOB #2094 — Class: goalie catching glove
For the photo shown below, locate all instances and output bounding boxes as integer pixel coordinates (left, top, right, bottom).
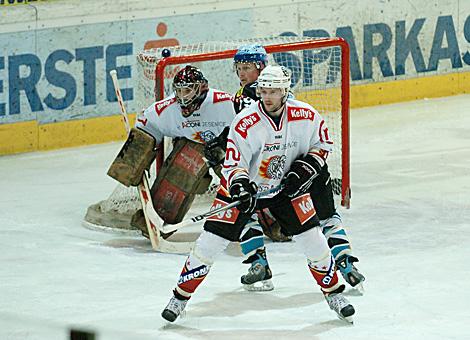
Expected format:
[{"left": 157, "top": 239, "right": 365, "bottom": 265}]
[
  {"left": 229, "top": 177, "right": 258, "bottom": 214},
  {"left": 281, "top": 154, "right": 323, "bottom": 197}
]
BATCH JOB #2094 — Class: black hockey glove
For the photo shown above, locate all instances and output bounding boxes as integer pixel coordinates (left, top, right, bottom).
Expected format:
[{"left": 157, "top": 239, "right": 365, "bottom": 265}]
[
  {"left": 229, "top": 177, "right": 258, "bottom": 214},
  {"left": 204, "top": 127, "right": 229, "bottom": 167},
  {"left": 281, "top": 154, "right": 322, "bottom": 198}
]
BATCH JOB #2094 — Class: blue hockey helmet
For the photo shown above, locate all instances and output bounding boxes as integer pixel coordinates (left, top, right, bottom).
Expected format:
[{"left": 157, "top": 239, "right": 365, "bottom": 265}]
[{"left": 233, "top": 44, "right": 268, "bottom": 70}]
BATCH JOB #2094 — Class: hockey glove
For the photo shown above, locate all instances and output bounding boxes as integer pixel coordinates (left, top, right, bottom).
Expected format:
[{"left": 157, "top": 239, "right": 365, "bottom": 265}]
[
  {"left": 204, "top": 127, "right": 229, "bottom": 167},
  {"left": 229, "top": 177, "right": 258, "bottom": 214},
  {"left": 281, "top": 154, "right": 322, "bottom": 198}
]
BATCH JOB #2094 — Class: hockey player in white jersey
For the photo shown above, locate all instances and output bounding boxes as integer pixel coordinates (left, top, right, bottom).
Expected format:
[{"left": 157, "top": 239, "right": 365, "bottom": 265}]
[
  {"left": 112, "top": 65, "right": 236, "bottom": 231},
  {"left": 231, "top": 44, "right": 365, "bottom": 291},
  {"left": 161, "top": 65, "right": 355, "bottom": 323},
  {"left": 136, "top": 65, "right": 233, "bottom": 152}
]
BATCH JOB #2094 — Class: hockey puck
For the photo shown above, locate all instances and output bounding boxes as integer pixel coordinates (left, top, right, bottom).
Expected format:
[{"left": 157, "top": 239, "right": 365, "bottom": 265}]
[{"left": 161, "top": 48, "right": 171, "bottom": 58}]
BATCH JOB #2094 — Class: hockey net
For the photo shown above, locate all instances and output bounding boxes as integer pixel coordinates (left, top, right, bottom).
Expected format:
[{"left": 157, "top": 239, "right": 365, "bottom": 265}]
[{"left": 84, "top": 36, "right": 350, "bottom": 234}]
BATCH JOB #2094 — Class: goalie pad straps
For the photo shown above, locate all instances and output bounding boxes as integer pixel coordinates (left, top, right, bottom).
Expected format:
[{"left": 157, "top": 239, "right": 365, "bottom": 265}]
[{"left": 107, "top": 128, "right": 157, "bottom": 187}]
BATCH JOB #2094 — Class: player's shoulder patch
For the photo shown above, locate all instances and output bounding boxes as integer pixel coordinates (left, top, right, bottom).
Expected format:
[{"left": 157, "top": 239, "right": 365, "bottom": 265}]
[
  {"left": 213, "top": 90, "right": 232, "bottom": 103},
  {"left": 287, "top": 104, "right": 316, "bottom": 122},
  {"left": 234, "top": 111, "right": 261, "bottom": 139},
  {"left": 154, "top": 97, "right": 177, "bottom": 116}
]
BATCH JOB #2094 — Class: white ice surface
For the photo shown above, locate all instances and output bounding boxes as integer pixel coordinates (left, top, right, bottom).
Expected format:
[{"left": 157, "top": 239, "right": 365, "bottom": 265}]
[{"left": 1, "top": 95, "right": 470, "bottom": 339}]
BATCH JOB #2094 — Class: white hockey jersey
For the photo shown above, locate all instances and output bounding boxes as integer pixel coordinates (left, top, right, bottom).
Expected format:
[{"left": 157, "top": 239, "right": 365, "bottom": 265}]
[
  {"left": 222, "top": 99, "right": 333, "bottom": 198},
  {"left": 135, "top": 88, "right": 235, "bottom": 145}
]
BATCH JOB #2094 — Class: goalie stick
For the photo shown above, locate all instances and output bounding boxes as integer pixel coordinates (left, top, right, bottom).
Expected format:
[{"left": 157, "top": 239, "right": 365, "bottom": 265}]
[
  {"left": 110, "top": 70, "right": 192, "bottom": 254},
  {"left": 148, "top": 185, "right": 283, "bottom": 234}
]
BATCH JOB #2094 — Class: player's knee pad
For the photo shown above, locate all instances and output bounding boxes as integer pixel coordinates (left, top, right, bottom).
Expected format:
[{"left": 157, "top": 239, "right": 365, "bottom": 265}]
[
  {"left": 293, "top": 227, "right": 330, "bottom": 262},
  {"left": 193, "top": 230, "right": 230, "bottom": 266},
  {"left": 239, "top": 218, "right": 265, "bottom": 256}
]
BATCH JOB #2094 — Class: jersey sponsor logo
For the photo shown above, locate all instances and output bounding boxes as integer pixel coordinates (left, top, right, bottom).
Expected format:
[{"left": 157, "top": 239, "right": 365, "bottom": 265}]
[
  {"left": 182, "top": 120, "right": 201, "bottom": 128},
  {"left": 259, "top": 155, "right": 286, "bottom": 180},
  {"left": 291, "top": 193, "right": 316, "bottom": 225},
  {"left": 201, "top": 121, "right": 227, "bottom": 128},
  {"left": 234, "top": 112, "right": 260, "bottom": 139},
  {"left": 263, "top": 143, "right": 281, "bottom": 152},
  {"left": 206, "top": 198, "right": 240, "bottom": 224},
  {"left": 193, "top": 130, "right": 216, "bottom": 143},
  {"left": 155, "top": 97, "right": 177, "bottom": 115},
  {"left": 287, "top": 107, "right": 315, "bottom": 122},
  {"left": 263, "top": 141, "right": 298, "bottom": 153},
  {"left": 213, "top": 91, "right": 232, "bottom": 103}
]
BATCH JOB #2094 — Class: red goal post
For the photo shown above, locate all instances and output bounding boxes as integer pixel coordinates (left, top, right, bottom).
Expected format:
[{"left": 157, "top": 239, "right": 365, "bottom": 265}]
[{"left": 150, "top": 37, "right": 350, "bottom": 208}]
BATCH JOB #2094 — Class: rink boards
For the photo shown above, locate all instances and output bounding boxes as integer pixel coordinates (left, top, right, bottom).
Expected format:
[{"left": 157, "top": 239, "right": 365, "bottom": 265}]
[{"left": 1, "top": 0, "right": 470, "bottom": 154}]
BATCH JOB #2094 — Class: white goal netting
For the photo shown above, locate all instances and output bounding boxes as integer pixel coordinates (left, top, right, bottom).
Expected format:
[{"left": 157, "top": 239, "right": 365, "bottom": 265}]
[{"left": 84, "top": 36, "right": 350, "bottom": 234}]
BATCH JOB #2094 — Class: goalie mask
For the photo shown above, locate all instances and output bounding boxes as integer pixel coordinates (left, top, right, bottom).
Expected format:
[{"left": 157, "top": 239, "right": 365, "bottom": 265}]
[
  {"left": 257, "top": 65, "right": 291, "bottom": 112},
  {"left": 173, "top": 65, "right": 209, "bottom": 117}
]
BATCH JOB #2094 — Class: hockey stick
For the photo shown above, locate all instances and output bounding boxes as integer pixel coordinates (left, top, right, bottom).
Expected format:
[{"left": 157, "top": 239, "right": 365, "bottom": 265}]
[
  {"left": 152, "top": 185, "right": 283, "bottom": 234},
  {"left": 109, "top": 70, "right": 162, "bottom": 250}
]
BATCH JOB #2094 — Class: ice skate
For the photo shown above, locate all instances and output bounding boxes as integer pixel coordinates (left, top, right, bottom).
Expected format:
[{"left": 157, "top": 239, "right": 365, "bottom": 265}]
[
  {"left": 161, "top": 294, "right": 188, "bottom": 322},
  {"left": 337, "top": 255, "right": 365, "bottom": 294},
  {"left": 241, "top": 248, "right": 274, "bottom": 291},
  {"left": 324, "top": 285, "right": 355, "bottom": 323}
]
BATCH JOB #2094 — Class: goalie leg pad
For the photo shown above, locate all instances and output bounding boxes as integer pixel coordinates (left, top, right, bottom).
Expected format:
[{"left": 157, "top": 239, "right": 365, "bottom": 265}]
[
  {"left": 257, "top": 208, "right": 292, "bottom": 242},
  {"left": 107, "top": 128, "right": 156, "bottom": 187},
  {"left": 151, "top": 138, "right": 210, "bottom": 223}
]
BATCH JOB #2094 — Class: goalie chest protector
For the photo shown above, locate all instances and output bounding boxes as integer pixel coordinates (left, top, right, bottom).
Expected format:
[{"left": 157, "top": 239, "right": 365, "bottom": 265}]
[{"left": 151, "top": 138, "right": 212, "bottom": 223}]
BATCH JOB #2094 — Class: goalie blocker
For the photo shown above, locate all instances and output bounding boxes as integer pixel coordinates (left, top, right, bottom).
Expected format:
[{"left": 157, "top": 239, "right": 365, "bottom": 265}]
[{"left": 107, "top": 127, "right": 157, "bottom": 187}]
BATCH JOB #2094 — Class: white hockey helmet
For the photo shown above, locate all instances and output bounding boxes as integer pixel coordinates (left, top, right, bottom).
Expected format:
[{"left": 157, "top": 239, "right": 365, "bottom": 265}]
[
  {"left": 257, "top": 65, "right": 291, "bottom": 103},
  {"left": 257, "top": 65, "right": 291, "bottom": 89}
]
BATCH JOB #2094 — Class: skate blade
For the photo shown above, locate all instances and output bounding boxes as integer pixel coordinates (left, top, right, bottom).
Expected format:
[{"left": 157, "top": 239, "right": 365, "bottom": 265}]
[
  {"left": 161, "top": 309, "right": 186, "bottom": 323},
  {"left": 243, "top": 279, "right": 274, "bottom": 292},
  {"left": 339, "top": 315, "right": 354, "bottom": 324},
  {"left": 351, "top": 282, "right": 365, "bottom": 296}
]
